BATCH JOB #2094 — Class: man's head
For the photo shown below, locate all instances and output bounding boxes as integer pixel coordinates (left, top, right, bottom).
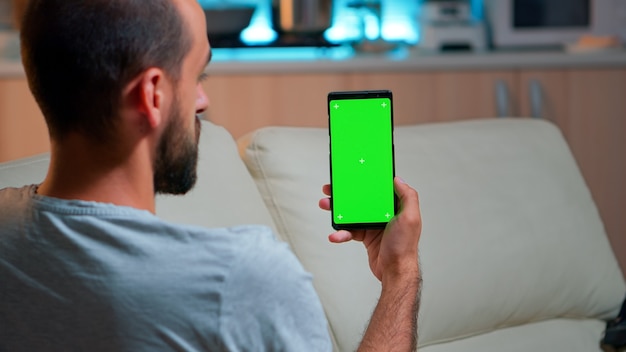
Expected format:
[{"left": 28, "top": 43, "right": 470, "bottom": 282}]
[
  {"left": 20, "top": 0, "right": 211, "bottom": 195},
  {"left": 20, "top": 0, "right": 192, "bottom": 141}
]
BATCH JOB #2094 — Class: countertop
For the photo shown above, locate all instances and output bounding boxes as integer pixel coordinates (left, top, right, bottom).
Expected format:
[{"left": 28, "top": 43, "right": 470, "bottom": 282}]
[
  {"left": 205, "top": 45, "right": 626, "bottom": 74},
  {"left": 2, "top": 39, "right": 626, "bottom": 78}
]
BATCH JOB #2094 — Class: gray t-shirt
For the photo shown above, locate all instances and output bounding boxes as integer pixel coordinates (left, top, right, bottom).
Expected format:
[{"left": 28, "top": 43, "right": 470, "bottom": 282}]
[{"left": 0, "top": 185, "right": 331, "bottom": 351}]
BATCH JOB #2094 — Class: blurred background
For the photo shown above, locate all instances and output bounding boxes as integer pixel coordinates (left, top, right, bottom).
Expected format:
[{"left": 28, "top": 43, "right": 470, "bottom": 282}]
[{"left": 196, "top": 0, "right": 430, "bottom": 46}]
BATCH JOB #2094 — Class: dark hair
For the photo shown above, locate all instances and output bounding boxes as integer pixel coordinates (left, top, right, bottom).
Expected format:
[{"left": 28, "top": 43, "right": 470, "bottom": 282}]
[{"left": 20, "top": 0, "right": 193, "bottom": 141}]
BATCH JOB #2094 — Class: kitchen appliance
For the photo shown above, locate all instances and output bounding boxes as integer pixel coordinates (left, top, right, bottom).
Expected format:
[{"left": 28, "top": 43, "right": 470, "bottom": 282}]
[
  {"left": 419, "top": 0, "right": 486, "bottom": 51},
  {"left": 484, "top": 0, "right": 626, "bottom": 48},
  {"left": 421, "top": 0, "right": 471, "bottom": 23},
  {"left": 267, "top": 0, "right": 334, "bottom": 47},
  {"left": 272, "top": 0, "right": 333, "bottom": 35},
  {"left": 203, "top": 6, "right": 255, "bottom": 48}
]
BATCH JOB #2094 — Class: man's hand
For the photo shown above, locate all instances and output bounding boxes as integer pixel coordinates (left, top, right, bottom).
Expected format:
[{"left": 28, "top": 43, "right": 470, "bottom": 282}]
[
  {"left": 319, "top": 177, "right": 422, "bottom": 351},
  {"left": 318, "top": 177, "right": 421, "bottom": 283}
]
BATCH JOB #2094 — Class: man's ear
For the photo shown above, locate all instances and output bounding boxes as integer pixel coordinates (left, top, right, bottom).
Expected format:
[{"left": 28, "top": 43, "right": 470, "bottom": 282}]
[{"left": 124, "top": 68, "right": 169, "bottom": 130}]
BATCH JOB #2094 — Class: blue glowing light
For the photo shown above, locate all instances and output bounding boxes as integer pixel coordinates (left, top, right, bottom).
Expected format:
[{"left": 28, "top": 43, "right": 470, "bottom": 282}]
[
  {"left": 202, "top": 0, "right": 483, "bottom": 46},
  {"left": 324, "top": 0, "right": 420, "bottom": 44},
  {"left": 239, "top": 1, "right": 276, "bottom": 45}
]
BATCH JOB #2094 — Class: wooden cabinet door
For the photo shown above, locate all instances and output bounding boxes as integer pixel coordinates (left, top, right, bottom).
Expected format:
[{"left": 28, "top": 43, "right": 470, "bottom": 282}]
[
  {"left": 203, "top": 70, "right": 515, "bottom": 138},
  {"left": 432, "top": 70, "right": 519, "bottom": 121},
  {"left": 203, "top": 73, "right": 351, "bottom": 139},
  {"left": 0, "top": 79, "right": 48, "bottom": 163},
  {"left": 519, "top": 68, "right": 626, "bottom": 273},
  {"left": 348, "top": 72, "right": 438, "bottom": 125},
  {"left": 567, "top": 69, "right": 626, "bottom": 270},
  {"left": 518, "top": 69, "right": 568, "bottom": 125},
  {"left": 316, "top": 70, "right": 517, "bottom": 126}
]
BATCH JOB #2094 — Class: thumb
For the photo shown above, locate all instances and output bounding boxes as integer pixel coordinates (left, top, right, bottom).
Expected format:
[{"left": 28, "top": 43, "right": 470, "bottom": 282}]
[{"left": 394, "top": 177, "right": 419, "bottom": 213}]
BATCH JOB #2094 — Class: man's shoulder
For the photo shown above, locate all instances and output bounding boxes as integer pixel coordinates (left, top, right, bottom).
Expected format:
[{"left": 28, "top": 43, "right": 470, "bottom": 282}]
[
  {"left": 214, "top": 227, "right": 331, "bottom": 350},
  {"left": 190, "top": 224, "right": 295, "bottom": 276},
  {"left": 0, "top": 185, "right": 33, "bottom": 202},
  {"left": 0, "top": 185, "right": 35, "bottom": 220},
  {"left": 160, "top": 223, "right": 278, "bottom": 250},
  {"left": 220, "top": 225, "right": 311, "bottom": 298}
]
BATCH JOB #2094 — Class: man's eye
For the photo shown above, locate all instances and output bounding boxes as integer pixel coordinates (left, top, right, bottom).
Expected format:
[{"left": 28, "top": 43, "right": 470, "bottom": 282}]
[{"left": 198, "top": 73, "right": 209, "bottom": 83}]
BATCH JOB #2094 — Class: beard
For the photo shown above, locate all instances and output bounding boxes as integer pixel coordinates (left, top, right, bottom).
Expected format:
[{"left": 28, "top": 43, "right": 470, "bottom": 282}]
[{"left": 153, "top": 97, "right": 201, "bottom": 195}]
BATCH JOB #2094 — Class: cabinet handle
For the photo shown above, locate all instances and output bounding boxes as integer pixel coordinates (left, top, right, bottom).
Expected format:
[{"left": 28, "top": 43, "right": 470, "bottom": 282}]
[
  {"left": 529, "top": 80, "right": 543, "bottom": 119},
  {"left": 495, "top": 80, "right": 510, "bottom": 117}
]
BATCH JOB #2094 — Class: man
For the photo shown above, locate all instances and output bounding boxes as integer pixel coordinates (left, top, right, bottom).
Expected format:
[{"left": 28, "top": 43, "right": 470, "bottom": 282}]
[{"left": 0, "top": 0, "right": 422, "bottom": 350}]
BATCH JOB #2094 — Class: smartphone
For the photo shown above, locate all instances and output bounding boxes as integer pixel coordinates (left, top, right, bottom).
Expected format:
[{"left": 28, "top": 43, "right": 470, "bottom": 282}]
[{"left": 328, "top": 90, "right": 396, "bottom": 230}]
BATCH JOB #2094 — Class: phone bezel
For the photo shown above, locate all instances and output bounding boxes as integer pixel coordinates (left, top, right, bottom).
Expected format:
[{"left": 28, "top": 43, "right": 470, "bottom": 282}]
[{"left": 328, "top": 90, "right": 396, "bottom": 230}]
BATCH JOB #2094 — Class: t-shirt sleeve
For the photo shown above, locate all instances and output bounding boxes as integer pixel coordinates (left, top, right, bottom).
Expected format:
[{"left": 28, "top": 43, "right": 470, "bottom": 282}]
[{"left": 217, "top": 227, "right": 332, "bottom": 351}]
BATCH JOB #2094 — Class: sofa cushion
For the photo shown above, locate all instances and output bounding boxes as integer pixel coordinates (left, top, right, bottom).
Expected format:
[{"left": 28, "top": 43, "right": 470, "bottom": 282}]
[
  {"left": 0, "top": 153, "right": 49, "bottom": 187},
  {"left": 0, "top": 119, "right": 276, "bottom": 231},
  {"left": 239, "top": 118, "right": 625, "bottom": 351},
  {"left": 420, "top": 318, "right": 607, "bottom": 352},
  {"left": 155, "top": 120, "right": 277, "bottom": 230}
]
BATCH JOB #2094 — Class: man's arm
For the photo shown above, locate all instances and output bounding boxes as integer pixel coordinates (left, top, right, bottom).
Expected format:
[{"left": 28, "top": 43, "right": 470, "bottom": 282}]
[
  {"left": 320, "top": 177, "right": 422, "bottom": 351},
  {"left": 359, "top": 271, "right": 421, "bottom": 351}
]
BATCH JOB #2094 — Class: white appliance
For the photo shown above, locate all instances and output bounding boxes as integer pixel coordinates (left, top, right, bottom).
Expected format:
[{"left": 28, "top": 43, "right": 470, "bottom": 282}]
[
  {"left": 419, "top": 1, "right": 487, "bottom": 51},
  {"left": 485, "top": 0, "right": 626, "bottom": 48}
]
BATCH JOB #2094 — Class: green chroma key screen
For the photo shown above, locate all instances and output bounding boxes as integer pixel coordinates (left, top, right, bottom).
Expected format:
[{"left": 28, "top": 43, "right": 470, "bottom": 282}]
[{"left": 328, "top": 91, "right": 395, "bottom": 229}]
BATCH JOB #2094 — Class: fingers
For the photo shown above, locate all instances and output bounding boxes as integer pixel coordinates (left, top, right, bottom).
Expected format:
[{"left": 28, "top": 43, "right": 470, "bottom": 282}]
[
  {"left": 323, "top": 178, "right": 419, "bottom": 219},
  {"left": 320, "top": 178, "right": 420, "bottom": 220},
  {"left": 321, "top": 178, "right": 421, "bottom": 247},
  {"left": 322, "top": 184, "right": 331, "bottom": 196},
  {"left": 394, "top": 177, "right": 420, "bottom": 217},
  {"left": 318, "top": 197, "right": 331, "bottom": 211},
  {"left": 328, "top": 230, "right": 353, "bottom": 243},
  {"left": 319, "top": 184, "right": 331, "bottom": 210},
  {"left": 392, "top": 177, "right": 422, "bottom": 247}
]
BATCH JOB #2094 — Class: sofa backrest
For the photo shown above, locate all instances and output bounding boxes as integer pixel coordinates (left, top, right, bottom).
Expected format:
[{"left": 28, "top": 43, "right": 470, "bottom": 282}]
[
  {"left": 239, "top": 118, "right": 626, "bottom": 350},
  {"left": 0, "top": 119, "right": 277, "bottom": 231}
]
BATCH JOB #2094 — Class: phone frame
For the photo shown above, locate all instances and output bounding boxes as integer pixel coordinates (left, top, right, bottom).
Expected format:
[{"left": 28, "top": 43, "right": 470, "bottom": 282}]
[{"left": 328, "top": 90, "right": 396, "bottom": 230}]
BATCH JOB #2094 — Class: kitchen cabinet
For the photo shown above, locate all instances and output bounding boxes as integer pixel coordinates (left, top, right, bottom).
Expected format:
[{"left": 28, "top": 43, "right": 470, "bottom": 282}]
[
  {"left": 514, "top": 69, "right": 626, "bottom": 268},
  {"left": 203, "top": 70, "right": 518, "bottom": 137},
  {"left": 0, "top": 78, "right": 47, "bottom": 162},
  {"left": 204, "top": 73, "right": 352, "bottom": 138},
  {"left": 432, "top": 70, "right": 518, "bottom": 121},
  {"left": 203, "top": 72, "right": 438, "bottom": 138},
  {"left": 345, "top": 72, "right": 437, "bottom": 124}
]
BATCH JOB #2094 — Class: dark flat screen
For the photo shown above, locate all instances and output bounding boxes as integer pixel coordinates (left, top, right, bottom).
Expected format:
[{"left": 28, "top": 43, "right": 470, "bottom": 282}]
[{"left": 513, "top": 0, "right": 590, "bottom": 28}]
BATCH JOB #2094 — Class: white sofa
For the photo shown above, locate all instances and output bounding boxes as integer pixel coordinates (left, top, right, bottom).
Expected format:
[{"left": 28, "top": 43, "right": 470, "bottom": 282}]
[{"left": 1, "top": 118, "right": 624, "bottom": 351}]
